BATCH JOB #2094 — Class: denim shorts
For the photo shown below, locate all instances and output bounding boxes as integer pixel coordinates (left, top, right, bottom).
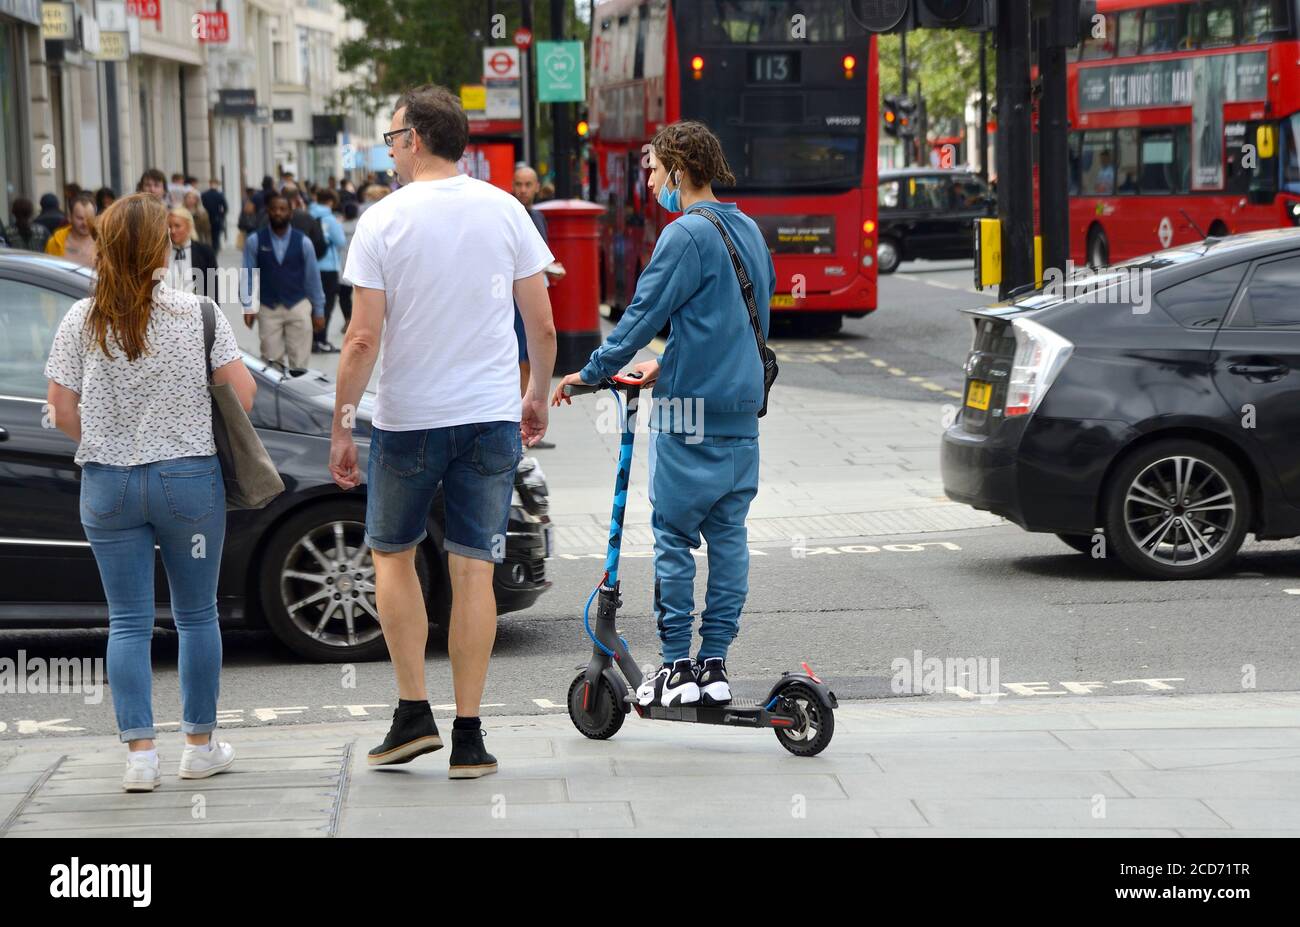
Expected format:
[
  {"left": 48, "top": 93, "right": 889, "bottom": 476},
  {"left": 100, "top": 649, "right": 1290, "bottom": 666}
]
[{"left": 365, "top": 421, "right": 522, "bottom": 562}]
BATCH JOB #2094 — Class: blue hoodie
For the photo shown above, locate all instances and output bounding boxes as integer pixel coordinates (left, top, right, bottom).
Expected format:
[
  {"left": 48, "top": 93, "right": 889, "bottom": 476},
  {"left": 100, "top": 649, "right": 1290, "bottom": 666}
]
[
  {"left": 579, "top": 201, "right": 775, "bottom": 438},
  {"left": 308, "top": 202, "right": 348, "bottom": 272}
]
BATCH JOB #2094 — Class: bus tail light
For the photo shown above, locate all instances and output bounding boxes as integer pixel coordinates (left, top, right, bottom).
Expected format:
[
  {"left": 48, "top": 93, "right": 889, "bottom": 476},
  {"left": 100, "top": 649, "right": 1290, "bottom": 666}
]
[{"left": 1005, "top": 319, "right": 1074, "bottom": 417}]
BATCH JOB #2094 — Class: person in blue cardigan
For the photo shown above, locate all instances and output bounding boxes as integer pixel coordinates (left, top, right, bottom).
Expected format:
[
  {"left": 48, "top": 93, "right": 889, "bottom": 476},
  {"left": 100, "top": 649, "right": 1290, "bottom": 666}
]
[{"left": 553, "top": 120, "right": 775, "bottom": 709}]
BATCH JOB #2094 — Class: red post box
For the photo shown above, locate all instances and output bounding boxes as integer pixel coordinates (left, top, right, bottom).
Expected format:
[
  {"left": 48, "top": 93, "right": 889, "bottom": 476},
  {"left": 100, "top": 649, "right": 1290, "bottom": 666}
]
[{"left": 533, "top": 199, "right": 606, "bottom": 372}]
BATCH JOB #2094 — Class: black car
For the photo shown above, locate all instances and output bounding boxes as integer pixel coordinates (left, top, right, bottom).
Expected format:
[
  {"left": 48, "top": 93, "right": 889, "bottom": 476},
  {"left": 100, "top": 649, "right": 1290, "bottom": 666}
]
[
  {"left": 0, "top": 253, "right": 552, "bottom": 660},
  {"left": 941, "top": 229, "right": 1300, "bottom": 579},
  {"left": 876, "top": 168, "right": 994, "bottom": 274}
]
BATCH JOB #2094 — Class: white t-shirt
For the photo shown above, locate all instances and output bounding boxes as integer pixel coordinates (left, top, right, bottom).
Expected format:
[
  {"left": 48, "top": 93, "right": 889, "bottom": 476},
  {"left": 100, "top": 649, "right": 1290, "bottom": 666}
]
[
  {"left": 43, "top": 285, "right": 241, "bottom": 466},
  {"left": 342, "top": 174, "right": 554, "bottom": 431}
]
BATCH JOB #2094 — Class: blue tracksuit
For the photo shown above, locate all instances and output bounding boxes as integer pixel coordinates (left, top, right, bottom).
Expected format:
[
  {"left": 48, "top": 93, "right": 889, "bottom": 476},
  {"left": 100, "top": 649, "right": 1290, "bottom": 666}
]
[{"left": 579, "top": 201, "right": 775, "bottom": 662}]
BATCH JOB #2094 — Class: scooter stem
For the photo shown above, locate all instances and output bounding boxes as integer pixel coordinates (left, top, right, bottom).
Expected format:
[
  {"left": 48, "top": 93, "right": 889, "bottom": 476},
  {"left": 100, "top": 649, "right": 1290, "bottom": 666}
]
[{"left": 603, "top": 386, "right": 641, "bottom": 588}]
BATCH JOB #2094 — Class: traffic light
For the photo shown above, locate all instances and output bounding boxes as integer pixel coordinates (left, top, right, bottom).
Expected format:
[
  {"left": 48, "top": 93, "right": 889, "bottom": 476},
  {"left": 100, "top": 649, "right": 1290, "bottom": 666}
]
[
  {"left": 896, "top": 96, "right": 919, "bottom": 138},
  {"left": 883, "top": 95, "right": 919, "bottom": 139},
  {"left": 849, "top": 0, "right": 996, "bottom": 33},
  {"left": 883, "top": 95, "right": 901, "bottom": 138},
  {"left": 913, "top": 0, "right": 995, "bottom": 30},
  {"left": 1032, "top": 0, "right": 1096, "bottom": 48}
]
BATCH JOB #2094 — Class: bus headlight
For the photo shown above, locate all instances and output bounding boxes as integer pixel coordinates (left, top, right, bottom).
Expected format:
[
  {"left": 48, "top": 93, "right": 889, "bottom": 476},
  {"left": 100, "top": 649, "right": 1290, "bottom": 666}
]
[
  {"left": 1288, "top": 201, "right": 1300, "bottom": 226},
  {"left": 862, "top": 255, "right": 874, "bottom": 267}
]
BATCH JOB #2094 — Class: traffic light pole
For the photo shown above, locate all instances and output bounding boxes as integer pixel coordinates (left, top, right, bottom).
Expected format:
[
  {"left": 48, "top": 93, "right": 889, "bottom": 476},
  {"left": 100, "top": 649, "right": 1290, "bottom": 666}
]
[
  {"left": 522, "top": 0, "right": 536, "bottom": 167},
  {"left": 550, "top": 0, "right": 573, "bottom": 198},
  {"left": 900, "top": 31, "right": 910, "bottom": 166},
  {"left": 1038, "top": 12, "right": 1071, "bottom": 280},
  {"left": 978, "top": 31, "right": 989, "bottom": 185},
  {"left": 996, "top": 0, "right": 1036, "bottom": 299}
]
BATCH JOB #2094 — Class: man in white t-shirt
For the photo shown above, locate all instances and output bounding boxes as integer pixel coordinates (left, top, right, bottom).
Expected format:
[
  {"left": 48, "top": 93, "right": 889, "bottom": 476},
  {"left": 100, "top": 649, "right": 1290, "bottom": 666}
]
[{"left": 330, "top": 84, "right": 557, "bottom": 779}]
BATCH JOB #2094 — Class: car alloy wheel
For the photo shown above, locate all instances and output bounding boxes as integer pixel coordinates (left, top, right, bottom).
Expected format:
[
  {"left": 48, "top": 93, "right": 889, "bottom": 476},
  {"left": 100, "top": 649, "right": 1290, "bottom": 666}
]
[
  {"left": 877, "top": 238, "right": 900, "bottom": 274},
  {"left": 1123, "top": 455, "right": 1236, "bottom": 568},
  {"left": 279, "top": 519, "right": 382, "bottom": 650}
]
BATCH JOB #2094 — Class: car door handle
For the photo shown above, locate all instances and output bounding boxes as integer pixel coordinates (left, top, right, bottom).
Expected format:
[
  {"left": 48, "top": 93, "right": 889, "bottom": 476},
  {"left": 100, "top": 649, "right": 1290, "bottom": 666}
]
[{"left": 1228, "top": 363, "right": 1289, "bottom": 381}]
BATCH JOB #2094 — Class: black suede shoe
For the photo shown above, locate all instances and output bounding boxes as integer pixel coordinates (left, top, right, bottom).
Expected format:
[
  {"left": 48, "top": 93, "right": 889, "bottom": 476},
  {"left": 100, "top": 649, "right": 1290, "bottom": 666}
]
[
  {"left": 448, "top": 729, "right": 498, "bottom": 779},
  {"left": 367, "top": 707, "right": 442, "bottom": 766}
]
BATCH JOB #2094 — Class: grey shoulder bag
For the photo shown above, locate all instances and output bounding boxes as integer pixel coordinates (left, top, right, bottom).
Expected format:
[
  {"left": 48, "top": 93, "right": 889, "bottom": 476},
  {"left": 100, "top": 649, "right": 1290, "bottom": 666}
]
[
  {"left": 692, "top": 207, "right": 778, "bottom": 417},
  {"left": 201, "top": 299, "right": 285, "bottom": 509}
]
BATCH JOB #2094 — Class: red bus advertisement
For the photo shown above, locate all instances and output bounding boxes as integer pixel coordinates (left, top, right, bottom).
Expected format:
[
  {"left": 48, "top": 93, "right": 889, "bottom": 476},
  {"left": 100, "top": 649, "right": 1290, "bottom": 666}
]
[
  {"left": 589, "top": 0, "right": 878, "bottom": 333},
  {"left": 1068, "top": 0, "right": 1300, "bottom": 265}
]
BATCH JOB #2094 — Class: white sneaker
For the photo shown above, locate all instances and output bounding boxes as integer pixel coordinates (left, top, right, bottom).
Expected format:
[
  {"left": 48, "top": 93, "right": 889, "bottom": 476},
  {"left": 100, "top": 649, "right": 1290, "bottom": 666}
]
[
  {"left": 636, "top": 659, "right": 700, "bottom": 707},
  {"left": 123, "top": 751, "right": 161, "bottom": 793},
  {"left": 178, "top": 734, "right": 235, "bottom": 779}
]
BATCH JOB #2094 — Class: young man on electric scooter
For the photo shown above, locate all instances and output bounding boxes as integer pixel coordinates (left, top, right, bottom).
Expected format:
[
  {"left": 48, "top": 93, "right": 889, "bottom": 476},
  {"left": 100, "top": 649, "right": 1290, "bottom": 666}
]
[{"left": 554, "top": 121, "right": 775, "bottom": 708}]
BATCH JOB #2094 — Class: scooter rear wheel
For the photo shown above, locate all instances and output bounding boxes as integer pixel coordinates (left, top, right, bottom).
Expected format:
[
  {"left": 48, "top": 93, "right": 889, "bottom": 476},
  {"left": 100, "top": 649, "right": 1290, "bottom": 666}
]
[
  {"left": 568, "top": 671, "right": 626, "bottom": 740},
  {"left": 773, "top": 683, "right": 834, "bottom": 757}
]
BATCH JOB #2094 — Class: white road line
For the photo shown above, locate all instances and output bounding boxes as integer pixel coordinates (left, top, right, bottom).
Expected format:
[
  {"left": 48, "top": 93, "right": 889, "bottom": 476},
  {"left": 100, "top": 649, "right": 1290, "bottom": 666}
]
[{"left": 897, "top": 275, "right": 982, "bottom": 295}]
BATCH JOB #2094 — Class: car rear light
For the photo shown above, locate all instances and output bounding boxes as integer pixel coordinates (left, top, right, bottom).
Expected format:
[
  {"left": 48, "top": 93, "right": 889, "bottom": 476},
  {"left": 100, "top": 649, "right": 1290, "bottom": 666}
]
[{"left": 1005, "top": 318, "right": 1073, "bottom": 417}]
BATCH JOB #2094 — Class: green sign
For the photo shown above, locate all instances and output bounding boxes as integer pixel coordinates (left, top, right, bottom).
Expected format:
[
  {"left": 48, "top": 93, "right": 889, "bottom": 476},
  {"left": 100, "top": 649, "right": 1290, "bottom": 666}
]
[{"left": 537, "top": 40, "right": 585, "bottom": 103}]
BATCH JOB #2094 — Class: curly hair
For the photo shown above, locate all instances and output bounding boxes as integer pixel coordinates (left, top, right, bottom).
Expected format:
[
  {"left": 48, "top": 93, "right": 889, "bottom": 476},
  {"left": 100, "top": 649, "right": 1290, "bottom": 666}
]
[{"left": 650, "top": 121, "right": 736, "bottom": 188}]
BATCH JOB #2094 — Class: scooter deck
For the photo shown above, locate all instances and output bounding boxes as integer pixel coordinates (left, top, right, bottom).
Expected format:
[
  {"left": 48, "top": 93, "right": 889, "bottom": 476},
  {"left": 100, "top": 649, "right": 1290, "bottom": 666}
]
[{"left": 633, "top": 698, "right": 799, "bottom": 729}]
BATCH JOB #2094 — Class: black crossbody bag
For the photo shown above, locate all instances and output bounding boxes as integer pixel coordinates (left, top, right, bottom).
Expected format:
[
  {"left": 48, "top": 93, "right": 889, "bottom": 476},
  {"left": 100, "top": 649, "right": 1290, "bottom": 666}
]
[{"left": 692, "top": 207, "right": 779, "bottom": 418}]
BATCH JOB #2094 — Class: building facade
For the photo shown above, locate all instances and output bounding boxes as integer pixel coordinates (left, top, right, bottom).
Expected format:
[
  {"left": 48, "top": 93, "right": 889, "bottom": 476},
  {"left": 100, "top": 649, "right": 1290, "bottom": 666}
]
[{"left": 1, "top": 0, "right": 376, "bottom": 227}]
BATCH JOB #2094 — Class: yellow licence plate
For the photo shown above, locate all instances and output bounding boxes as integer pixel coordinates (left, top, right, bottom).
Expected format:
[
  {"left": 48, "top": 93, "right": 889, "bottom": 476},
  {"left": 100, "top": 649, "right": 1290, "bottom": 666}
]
[
  {"left": 770, "top": 295, "right": 796, "bottom": 307},
  {"left": 965, "top": 380, "right": 993, "bottom": 411}
]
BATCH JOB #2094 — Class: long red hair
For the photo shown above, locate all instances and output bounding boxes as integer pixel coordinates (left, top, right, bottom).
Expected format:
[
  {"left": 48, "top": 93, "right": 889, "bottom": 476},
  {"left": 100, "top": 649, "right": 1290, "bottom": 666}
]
[{"left": 86, "top": 193, "right": 169, "bottom": 361}]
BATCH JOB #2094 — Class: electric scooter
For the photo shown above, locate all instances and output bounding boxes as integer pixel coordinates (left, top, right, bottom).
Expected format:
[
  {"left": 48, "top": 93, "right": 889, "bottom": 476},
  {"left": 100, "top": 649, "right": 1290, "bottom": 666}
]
[{"left": 561, "top": 371, "right": 837, "bottom": 757}]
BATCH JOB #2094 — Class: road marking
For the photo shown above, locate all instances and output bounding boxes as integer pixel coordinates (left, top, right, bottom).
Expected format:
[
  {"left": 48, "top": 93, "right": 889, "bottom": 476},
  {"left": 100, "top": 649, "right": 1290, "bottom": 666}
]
[
  {"left": 897, "top": 274, "right": 982, "bottom": 295},
  {"left": 1285, "top": 588, "right": 1300, "bottom": 595},
  {"left": 946, "top": 678, "right": 1185, "bottom": 699},
  {"left": 1, "top": 675, "right": 1197, "bottom": 737}
]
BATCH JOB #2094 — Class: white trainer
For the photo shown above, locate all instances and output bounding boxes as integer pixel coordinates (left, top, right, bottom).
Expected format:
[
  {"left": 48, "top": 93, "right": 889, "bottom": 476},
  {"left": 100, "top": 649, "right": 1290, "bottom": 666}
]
[
  {"left": 178, "top": 734, "right": 235, "bottom": 779},
  {"left": 636, "top": 659, "right": 700, "bottom": 707},
  {"left": 123, "top": 751, "right": 161, "bottom": 793}
]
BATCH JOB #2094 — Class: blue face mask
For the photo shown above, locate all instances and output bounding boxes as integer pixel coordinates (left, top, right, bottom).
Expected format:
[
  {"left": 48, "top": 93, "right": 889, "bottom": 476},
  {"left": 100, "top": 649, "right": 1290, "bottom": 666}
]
[{"left": 656, "top": 172, "right": 682, "bottom": 213}]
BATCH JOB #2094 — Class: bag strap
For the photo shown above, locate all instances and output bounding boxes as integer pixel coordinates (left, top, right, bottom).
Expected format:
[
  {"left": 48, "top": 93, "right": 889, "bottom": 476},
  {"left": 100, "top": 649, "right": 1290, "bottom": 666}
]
[
  {"left": 200, "top": 297, "right": 215, "bottom": 383},
  {"left": 690, "top": 207, "right": 770, "bottom": 362}
]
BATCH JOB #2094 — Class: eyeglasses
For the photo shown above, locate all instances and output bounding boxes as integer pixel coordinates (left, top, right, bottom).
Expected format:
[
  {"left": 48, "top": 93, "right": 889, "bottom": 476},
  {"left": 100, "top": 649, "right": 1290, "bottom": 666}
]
[{"left": 383, "top": 126, "right": 414, "bottom": 147}]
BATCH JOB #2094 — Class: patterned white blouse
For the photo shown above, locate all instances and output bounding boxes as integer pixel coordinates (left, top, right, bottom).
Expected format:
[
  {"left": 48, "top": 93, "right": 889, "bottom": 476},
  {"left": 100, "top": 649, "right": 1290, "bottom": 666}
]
[{"left": 44, "top": 283, "right": 241, "bottom": 466}]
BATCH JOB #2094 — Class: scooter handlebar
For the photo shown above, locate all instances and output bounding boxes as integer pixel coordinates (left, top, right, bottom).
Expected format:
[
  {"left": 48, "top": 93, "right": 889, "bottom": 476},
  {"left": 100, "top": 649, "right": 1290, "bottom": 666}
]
[{"left": 562, "top": 371, "right": 647, "bottom": 398}]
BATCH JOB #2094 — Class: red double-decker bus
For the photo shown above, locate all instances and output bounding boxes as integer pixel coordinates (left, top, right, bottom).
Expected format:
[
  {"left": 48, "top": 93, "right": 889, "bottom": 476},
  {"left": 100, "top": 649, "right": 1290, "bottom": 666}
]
[
  {"left": 1068, "top": 0, "right": 1300, "bottom": 265},
  {"left": 589, "top": 0, "right": 878, "bottom": 333}
]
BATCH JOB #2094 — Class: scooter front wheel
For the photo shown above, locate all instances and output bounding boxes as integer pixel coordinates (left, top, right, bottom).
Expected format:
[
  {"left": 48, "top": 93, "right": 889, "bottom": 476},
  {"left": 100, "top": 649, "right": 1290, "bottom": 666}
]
[
  {"left": 773, "top": 683, "right": 834, "bottom": 757},
  {"left": 568, "top": 671, "right": 626, "bottom": 740}
]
